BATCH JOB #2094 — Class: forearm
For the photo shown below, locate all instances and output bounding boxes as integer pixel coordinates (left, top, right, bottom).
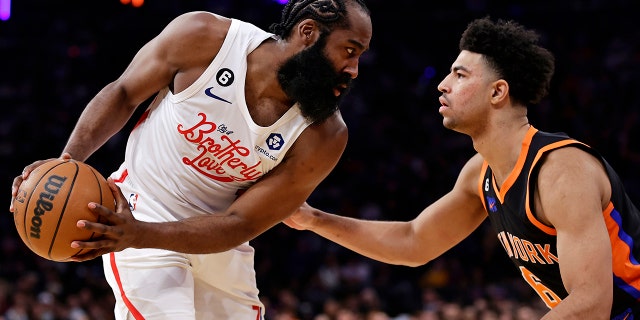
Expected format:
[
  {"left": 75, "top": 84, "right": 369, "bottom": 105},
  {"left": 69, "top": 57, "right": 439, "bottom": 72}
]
[
  {"left": 306, "top": 208, "right": 426, "bottom": 266},
  {"left": 63, "top": 82, "right": 138, "bottom": 161},
  {"left": 133, "top": 214, "right": 262, "bottom": 254}
]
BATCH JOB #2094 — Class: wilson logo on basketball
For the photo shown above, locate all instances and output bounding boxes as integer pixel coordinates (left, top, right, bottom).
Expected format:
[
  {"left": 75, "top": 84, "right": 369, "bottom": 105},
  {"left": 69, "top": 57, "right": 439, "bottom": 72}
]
[{"left": 30, "top": 175, "right": 67, "bottom": 239}]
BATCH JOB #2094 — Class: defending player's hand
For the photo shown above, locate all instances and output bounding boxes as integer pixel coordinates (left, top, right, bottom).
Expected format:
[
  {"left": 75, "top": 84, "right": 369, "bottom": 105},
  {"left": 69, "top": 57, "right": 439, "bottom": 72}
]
[
  {"left": 70, "top": 177, "right": 139, "bottom": 262},
  {"left": 10, "top": 153, "right": 73, "bottom": 212},
  {"left": 283, "top": 202, "right": 316, "bottom": 230}
]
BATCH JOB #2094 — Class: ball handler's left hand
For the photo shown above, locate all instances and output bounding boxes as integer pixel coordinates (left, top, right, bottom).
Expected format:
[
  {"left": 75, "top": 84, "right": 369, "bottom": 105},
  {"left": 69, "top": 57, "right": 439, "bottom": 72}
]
[{"left": 70, "top": 178, "right": 139, "bottom": 262}]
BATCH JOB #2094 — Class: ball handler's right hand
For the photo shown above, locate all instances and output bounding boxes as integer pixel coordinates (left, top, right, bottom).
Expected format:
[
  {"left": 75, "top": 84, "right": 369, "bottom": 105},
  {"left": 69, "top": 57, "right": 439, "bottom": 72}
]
[
  {"left": 10, "top": 153, "right": 73, "bottom": 212},
  {"left": 70, "top": 177, "right": 140, "bottom": 262}
]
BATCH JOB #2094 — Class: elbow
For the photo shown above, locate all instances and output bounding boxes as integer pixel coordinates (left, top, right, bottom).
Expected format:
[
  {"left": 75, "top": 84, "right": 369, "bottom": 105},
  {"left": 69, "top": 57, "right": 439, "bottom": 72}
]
[
  {"left": 403, "top": 261, "right": 427, "bottom": 268},
  {"left": 404, "top": 258, "right": 433, "bottom": 268},
  {"left": 393, "top": 255, "right": 434, "bottom": 268}
]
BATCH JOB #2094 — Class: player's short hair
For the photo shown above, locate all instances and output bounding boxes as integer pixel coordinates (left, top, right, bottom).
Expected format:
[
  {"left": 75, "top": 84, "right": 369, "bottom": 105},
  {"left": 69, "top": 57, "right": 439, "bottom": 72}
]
[{"left": 460, "top": 17, "right": 555, "bottom": 106}]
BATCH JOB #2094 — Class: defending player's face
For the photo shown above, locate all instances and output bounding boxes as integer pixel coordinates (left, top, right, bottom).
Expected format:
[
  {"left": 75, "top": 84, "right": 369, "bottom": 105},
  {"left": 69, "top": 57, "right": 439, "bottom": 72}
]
[
  {"left": 277, "top": 33, "right": 353, "bottom": 123},
  {"left": 437, "top": 50, "right": 496, "bottom": 133}
]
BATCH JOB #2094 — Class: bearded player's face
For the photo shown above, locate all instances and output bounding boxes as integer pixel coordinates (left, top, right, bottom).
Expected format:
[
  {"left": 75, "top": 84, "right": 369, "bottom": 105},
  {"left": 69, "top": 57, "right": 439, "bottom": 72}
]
[{"left": 277, "top": 33, "right": 353, "bottom": 123}]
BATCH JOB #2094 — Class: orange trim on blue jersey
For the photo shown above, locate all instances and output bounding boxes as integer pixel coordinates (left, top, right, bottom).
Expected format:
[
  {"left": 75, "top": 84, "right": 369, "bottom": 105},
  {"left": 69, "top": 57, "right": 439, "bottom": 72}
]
[
  {"left": 492, "top": 178, "right": 503, "bottom": 203},
  {"left": 524, "top": 191, "right": 557, "bottom": 236},
  {"left": 495, "top": 126, "right": 538, "bottom": 203},
  {"left": 478, "top": 161, "right": 489, "bottom": 212},
  {"left": 110, "top": 252, "right": 145, "bottom": 319},
  {"left": 523, "top": 139, "right": 589, "bottom": 235},
  {"left": 605, "top": 203, "right": 640, "bottom": 296}
]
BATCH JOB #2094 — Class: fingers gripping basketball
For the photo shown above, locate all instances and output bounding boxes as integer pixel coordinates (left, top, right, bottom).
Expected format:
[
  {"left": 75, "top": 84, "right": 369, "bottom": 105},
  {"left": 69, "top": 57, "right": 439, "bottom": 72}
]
[{"left": 13, "top": 159, "right": 116, "bottom": 262}]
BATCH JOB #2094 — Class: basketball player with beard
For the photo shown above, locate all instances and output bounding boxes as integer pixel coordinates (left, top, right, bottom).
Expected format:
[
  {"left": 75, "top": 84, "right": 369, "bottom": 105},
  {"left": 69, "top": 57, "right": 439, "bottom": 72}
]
[{"left": 10, "top": 0, "right": 372, "bottom": 319}]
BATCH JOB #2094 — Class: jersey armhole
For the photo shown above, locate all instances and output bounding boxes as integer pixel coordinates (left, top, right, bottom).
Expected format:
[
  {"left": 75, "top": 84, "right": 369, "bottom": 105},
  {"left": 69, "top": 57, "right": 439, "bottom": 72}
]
[
  {"left": 478, "top": 161, "right": 489, "bottom": 212},
  {"left": 525, "top": 140, "right": 584, "bottom": 235}
]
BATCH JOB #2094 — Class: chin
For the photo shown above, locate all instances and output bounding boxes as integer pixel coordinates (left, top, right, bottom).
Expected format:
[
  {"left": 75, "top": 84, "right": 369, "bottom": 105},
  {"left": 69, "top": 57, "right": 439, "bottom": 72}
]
[{"left": 441, "top": 118, "right": 455, "bottom": 130}]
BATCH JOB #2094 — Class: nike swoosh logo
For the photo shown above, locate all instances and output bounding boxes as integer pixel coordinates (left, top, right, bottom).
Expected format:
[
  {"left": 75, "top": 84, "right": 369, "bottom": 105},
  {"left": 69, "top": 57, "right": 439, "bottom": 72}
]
[{"left": 205, "top": 87, "right": 232, "bottom": 104}]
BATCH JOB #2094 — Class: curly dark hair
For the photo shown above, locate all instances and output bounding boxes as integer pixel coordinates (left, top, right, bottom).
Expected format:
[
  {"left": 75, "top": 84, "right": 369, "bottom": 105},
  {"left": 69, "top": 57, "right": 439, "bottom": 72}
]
[
  {"left": 269, "top": 0, "right": 369, "bottom": 39},
  {"left": 460, "top": 17, "right": 555, "bottom": 106}
]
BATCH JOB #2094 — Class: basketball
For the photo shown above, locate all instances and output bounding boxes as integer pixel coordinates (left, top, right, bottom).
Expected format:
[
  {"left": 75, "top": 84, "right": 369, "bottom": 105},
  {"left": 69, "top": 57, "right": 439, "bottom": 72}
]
[{"left": 12, "top": 159, "right": 116, "bottom": 262}]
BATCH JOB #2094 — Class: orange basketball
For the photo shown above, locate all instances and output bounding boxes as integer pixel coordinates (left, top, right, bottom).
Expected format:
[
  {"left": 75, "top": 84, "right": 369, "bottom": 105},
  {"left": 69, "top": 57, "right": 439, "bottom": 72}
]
[{"left": 13, "top": 159, "right": 116, "bottom": 262}]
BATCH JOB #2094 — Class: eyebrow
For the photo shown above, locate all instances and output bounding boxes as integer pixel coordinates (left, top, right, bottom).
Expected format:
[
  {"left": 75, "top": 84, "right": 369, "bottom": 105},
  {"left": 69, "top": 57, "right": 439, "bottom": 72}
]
[
  {"left": 452, "top": 65, "right": 470, "bottom": 73},
  {"left": 348, "top": 39, "right": 368, "bottom": 51}
]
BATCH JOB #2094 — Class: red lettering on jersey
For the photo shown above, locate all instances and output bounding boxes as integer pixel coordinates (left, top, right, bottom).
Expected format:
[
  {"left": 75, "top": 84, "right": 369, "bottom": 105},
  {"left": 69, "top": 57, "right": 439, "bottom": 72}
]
[
  {"left": 178, "top": 113, "right": 217, "bottom": 142},
  {"left": 178, "top": 113, "right": 263, "bottom": 182}
]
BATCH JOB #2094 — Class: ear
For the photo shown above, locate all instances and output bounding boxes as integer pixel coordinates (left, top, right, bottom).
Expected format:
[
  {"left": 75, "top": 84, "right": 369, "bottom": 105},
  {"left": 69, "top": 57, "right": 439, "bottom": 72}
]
[
  {"left": 490, "top": 79, "right": 509, "bottom": 105},
  {"left": 296, "top": 18, "right": 317, "bottom": 45}
]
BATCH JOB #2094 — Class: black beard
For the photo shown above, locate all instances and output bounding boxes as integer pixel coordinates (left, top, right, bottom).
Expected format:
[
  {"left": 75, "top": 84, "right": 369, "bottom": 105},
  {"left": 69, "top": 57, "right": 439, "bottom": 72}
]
[{"left": 277, "top": 34, "right": 353, "bottom": 123}]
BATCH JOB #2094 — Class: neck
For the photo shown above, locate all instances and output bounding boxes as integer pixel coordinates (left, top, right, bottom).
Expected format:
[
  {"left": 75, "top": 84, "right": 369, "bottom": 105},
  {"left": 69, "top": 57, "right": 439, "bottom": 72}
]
[
  {"left": 472, "top": 118, "right": 531, "bottom": 183},
  {"left": 246, "top": 38, "right": 292, "bottom": 103},
  {"left": 244, "top": 39, "right": 296, "bottom": 126}
]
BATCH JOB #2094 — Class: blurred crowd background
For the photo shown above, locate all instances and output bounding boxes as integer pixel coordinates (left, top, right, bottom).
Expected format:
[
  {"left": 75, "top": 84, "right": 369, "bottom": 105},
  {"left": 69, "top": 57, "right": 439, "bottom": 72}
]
[{"left": 2, "top": 0, "right": 640, "bottom": 319}]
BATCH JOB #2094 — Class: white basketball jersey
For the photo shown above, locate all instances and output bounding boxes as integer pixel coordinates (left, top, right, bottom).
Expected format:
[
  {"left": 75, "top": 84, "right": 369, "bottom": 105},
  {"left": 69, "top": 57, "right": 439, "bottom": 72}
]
[{"left": 111, "top": 16, "right": 312, "bottom": 222}]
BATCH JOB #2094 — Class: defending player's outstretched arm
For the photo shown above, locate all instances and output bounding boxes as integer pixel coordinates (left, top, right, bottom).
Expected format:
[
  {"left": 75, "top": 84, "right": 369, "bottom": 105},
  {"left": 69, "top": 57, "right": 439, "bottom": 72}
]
[{"left": 284, "top": 153, "right": 488, "bottom": 266}]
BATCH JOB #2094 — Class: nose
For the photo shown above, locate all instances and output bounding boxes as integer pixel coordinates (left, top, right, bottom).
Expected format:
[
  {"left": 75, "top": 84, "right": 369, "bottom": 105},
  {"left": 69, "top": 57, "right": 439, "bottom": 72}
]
[
  {"left": 437, "top": 77, "right": 449, "bottom": 93},
  {"left": 343, "top": 59, "right": 359, "bottom": 79}
]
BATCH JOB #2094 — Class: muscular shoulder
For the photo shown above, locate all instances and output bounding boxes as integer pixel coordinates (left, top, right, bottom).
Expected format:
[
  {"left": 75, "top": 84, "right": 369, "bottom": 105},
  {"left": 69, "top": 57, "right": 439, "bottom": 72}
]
[
  {"left": 537, "top": 146, "right": 607, "bottom": 186},
  {"left": 148, "top": 12, "right": 233, "bottom": 91},
  {"left": 286, "top": 112, "right": 348, "bottom": 172},
  {"left": 535, "top": 146, "right": 611, "bottom": 224},
  {"left": 167, "top": 11, "right": 231, "bottom": 40},
  {"left": 157, "top": 12, "right": 232, "bottom": 67},
  {"left": 456, "top": 153, "right": 485, "bottom": 195},
  {"left": 456, "top": 153, "right": 484, "bottom": 185},
  {"left": 301, "top": 111, "right": 348, "bottom": 155}
]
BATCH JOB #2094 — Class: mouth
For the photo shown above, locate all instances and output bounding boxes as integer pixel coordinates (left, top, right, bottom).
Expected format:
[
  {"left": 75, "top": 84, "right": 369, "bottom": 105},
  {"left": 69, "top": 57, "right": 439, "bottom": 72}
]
[
  {"left": 438, "top": 96, "right": 449, "bottom": 113},
  {"left": 438, "top": 96, "right": 448, "bottom": 107},
  {"left": 334, "top": 84, "right": 348, "bottom": 97}
]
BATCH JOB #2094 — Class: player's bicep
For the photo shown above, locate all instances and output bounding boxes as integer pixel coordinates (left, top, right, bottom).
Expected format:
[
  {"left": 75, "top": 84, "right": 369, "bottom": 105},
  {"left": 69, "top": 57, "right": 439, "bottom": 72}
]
[
  {"left": 115, "top": 41, "right": 175, "bottom": 105},
  {"left": 536, "top": 149, "right": 612, "bottom": 297}
]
